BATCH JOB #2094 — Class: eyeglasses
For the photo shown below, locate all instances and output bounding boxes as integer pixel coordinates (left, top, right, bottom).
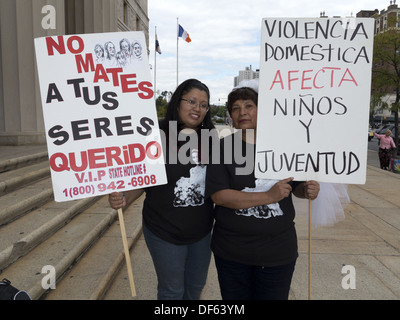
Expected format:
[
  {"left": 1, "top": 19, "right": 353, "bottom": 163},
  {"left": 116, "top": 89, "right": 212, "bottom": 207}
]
[{"left": 181, "top": 98, "right": 209, "bottom": 112}]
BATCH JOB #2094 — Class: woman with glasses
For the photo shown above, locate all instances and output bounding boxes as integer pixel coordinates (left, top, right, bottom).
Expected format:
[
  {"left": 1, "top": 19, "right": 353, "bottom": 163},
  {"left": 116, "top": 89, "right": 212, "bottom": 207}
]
[{"left": 109, "top": 79, "right": 215, "bottom": 300}]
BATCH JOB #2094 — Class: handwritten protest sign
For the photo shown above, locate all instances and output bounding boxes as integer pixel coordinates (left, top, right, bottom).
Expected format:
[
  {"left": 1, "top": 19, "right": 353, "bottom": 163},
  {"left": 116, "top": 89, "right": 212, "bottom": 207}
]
[
  {"left": 255, "top": 18, "right": 374, "bottom": 184},
  {"left": 35, "top": 32, "right": 167, "bottom": 202}
]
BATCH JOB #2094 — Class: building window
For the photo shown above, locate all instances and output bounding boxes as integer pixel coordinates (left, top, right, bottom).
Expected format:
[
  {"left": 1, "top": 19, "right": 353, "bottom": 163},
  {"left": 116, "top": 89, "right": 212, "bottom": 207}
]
[
  {"left": 123, "top": 0, "right": 128, "bottom": 25},
  {"left": 136, "top": 16, "right": 140, "bottom": 31}
]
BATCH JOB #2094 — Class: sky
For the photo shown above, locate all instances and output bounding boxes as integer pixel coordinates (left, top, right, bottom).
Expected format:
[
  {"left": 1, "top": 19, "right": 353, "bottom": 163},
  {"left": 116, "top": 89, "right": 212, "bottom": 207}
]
[{"left": 147, "top": 0, "right": 386, "bottom": 105}]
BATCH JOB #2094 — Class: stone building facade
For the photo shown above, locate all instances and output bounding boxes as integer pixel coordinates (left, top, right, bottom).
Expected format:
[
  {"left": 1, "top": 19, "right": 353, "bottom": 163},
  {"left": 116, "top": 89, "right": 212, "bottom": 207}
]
[{"left": 0, "top": 0, "right": 149, "bottom": 145}]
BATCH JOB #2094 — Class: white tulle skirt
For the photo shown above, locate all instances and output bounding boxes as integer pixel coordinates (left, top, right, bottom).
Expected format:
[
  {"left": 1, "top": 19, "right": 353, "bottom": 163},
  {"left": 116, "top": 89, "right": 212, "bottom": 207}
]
[{"left": 310, "top": 183, "right": 350, "bottom": 228}]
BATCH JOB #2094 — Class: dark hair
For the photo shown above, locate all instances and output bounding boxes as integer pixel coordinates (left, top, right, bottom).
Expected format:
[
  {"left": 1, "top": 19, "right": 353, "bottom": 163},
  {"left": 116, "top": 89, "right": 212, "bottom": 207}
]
[
  {"left": 159, "top": 79, "right": 215, "bottom": 131},
  {"left": 227, "top": 87, "right": 258, "bottom": 116}
]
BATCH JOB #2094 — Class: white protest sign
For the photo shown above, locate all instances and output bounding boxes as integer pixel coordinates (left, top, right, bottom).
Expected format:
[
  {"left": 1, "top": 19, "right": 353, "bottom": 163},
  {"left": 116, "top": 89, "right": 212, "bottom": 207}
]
[
  {"left": 35, "top": 32, "right": 167, "bottom": 202},
  {"left": 255, "top": 18, "right": 374, "bottom": 184}
]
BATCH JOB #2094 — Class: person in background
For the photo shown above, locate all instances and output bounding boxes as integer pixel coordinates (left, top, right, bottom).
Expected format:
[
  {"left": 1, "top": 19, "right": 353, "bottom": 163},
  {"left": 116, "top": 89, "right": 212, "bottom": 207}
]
[
  {"left": 374, "top": 129, "right": 396, "bottom": 170},
  {"left": 109, "top": 79, "right": 215, "bottom": 300},
  {"left": 206, "top": 79, "right": 320, "bottom": 300}
]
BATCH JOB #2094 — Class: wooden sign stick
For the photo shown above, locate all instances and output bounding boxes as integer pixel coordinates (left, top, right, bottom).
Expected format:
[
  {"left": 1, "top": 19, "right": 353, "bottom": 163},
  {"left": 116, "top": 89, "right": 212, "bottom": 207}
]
[
  {"left": 117, "top": 208, "right": 136, "bottom": 297},
  {"left": 308, "top": 198, "right": 312, "bottom": 300}
]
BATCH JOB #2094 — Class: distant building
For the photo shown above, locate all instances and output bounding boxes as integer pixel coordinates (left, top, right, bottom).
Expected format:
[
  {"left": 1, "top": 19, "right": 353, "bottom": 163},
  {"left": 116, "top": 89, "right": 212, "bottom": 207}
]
[
  {"left": 357, "top": 1, "right": 400, "bottom": 123},
  {"left": 234, "top": 65, "right": 259, "bottom": 87},
  {"left": 356, "top": 9, "right": 379, "bottom": 19},
  {"left": 371, "top": 0, "right": 400, "bottom": 34},
  {"left": 0, "top": 0, "right": 149, "bottom": 145}
]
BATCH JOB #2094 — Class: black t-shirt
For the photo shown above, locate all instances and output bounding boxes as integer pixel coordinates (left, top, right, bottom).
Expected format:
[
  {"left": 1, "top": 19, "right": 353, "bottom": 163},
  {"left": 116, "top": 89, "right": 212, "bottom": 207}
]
[
  {"left": 206, "top": 133, "right": 299, "bottom": 266},
  {"left": 143, "top": 133, "right": 214, "bottom": 245}
]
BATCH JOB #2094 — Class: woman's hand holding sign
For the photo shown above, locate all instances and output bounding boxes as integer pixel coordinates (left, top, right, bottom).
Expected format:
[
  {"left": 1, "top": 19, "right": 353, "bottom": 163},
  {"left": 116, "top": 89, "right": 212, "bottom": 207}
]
[
  {"left": 303, "top": 180, "right": 320, "bottom": 200},
  {"left": 268, "top": 177, "right": 294, "bottom": 202},
  {"left": 109, "top": 192, "right": 126, "bottom": 209},
  {"left": 108, "top": 189, "right": 144, "bottom": 210}
]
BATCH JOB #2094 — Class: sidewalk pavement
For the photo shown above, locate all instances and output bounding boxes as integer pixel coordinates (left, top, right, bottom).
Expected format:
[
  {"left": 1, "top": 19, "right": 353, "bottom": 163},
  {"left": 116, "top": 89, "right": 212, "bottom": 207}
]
[
  {"left": 290, "top": 165, "right": 400, "bottom": 300},
  {"left": 2, "top": 142, "right": 400, "bottom": 300}
]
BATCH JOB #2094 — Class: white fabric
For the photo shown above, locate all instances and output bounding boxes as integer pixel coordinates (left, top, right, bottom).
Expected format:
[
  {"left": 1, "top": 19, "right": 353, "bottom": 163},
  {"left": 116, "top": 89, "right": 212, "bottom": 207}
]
[
  {"left": 233, "top": 78, "right": 259, "bottom": 93},
  {"left": 310, "top": 183, "right": 349, "bottom": 228}
]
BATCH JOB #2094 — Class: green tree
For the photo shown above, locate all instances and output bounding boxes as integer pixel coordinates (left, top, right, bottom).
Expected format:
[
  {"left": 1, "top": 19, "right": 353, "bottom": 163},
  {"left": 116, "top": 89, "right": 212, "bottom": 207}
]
[
  {"left": 372, "top": 20, "right": 400, "bottom": 155},
  {"left": 210, "top": 105, "right": 228, "bottom": 123},
  {"left": 370, "top": 93, "right": 388, "bottom": 124},
  {"left": 155, "top": 90, "right": 171, "bottom": 119},
  {"left": 210, "top": 105, "right": 226, "bottom": 117}
]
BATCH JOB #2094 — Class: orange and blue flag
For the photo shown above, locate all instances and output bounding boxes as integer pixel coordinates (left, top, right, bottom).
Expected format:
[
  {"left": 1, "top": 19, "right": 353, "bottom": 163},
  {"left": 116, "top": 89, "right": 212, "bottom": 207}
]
[{"left": 178, "top": 25, "right": 191, "bottom": 43}]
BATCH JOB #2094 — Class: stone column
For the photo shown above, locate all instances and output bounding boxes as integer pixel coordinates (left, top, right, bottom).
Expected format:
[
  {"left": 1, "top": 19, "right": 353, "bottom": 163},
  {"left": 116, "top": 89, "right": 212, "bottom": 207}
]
[
  {"left": 0, "top": 0, "right": 65, "bottom": 145},
  {"left": 0, "top": 0, "right": 117, "bottom": 145},
  {"left": 65, "top": 0, "right": 117, "bottom": 34}
]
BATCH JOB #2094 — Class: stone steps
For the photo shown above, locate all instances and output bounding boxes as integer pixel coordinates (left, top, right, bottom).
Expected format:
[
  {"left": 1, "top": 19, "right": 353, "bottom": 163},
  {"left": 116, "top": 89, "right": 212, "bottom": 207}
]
[
  {"left": 44, "top": 197, "right": 143, "bottom": 300},
  {"left": 0, "top": 149, "right": 144, "bottom": 300},
  {"left": 0, "top": 196, "right": 97, "bottom": 271},
  {"left": 0, "top": 161, "right": 50, "bottom": 195},
  {"left": 0, "top": 178, "right": 54, "bottom": 226}
]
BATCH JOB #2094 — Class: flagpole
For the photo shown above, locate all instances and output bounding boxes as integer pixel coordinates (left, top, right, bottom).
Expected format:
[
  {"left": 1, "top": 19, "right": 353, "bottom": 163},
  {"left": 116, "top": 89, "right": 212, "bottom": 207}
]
[
  {"left": 308, "top": 198, "right": 312, "bottom": 300},
  {"left": 177, "top": 17, "right": 179, "bottom": 88},
  {"left": 154, "top": 26, "right": 157, "bottom": 99}
]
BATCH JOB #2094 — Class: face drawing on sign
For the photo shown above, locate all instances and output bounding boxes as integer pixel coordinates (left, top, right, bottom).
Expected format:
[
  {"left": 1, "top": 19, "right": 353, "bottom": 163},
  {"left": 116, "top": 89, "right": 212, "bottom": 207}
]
[
  {"left": 94, "top": 44, "right": 104, "bottom": 64},
  {"left": 104, "top": 41, "right": 117, "bottom": 66},
  {"left": 132, "top": 41, "right": 143, "bottom": 61},
  {"left": 120, "top": 38, "right": 132, "bottom": 59},
  {"left": 116, "top": 51, "right": 128, "bottom": 68}
]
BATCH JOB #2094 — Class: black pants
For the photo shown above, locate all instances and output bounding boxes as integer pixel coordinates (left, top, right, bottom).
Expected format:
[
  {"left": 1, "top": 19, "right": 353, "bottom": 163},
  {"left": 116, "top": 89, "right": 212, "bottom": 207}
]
[
  {"left": 214, "top": 255, "right": 296, "bottom": 300},
  {"left": 378, "top": 148, "right": 391, "bottom": 169}
]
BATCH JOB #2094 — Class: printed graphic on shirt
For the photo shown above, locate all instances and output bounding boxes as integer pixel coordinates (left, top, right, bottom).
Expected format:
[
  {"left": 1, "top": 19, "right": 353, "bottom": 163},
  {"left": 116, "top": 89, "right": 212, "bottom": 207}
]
[
  {"left": 235, "top": 179, "right": 283, "bottom": 219},
  {"left": 173, "top": 149, "right": 206, "bottom": 207}
]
